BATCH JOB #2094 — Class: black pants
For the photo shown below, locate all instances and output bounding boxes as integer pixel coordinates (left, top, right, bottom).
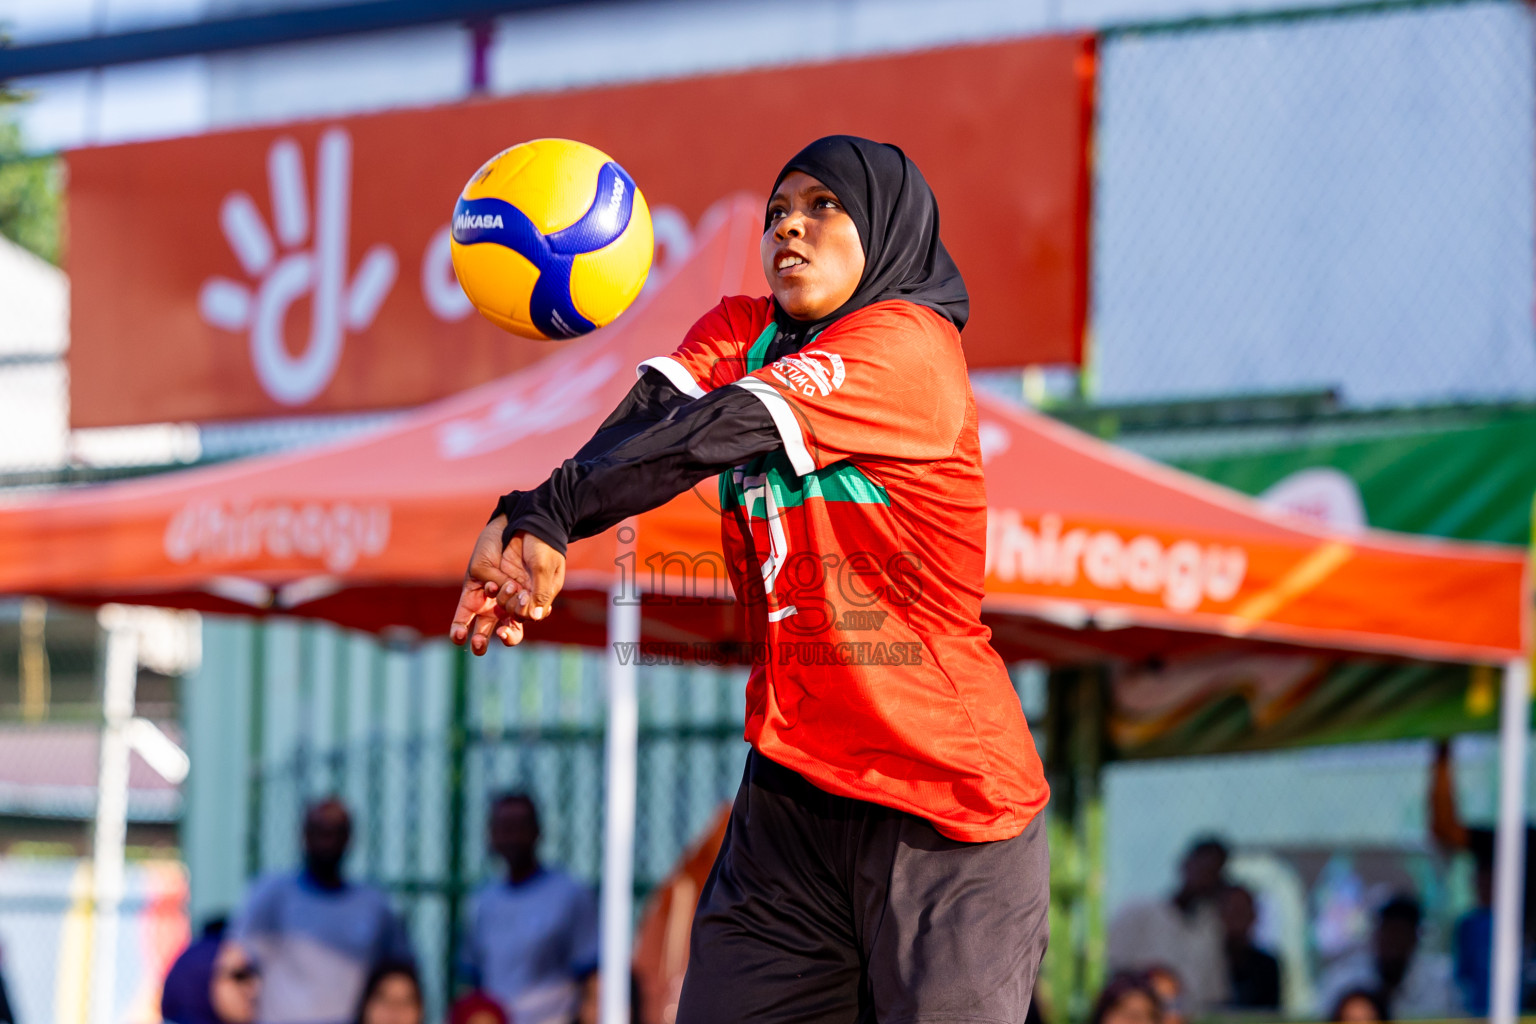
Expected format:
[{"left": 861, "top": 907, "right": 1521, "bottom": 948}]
[{"left": 676, "top": 750, "right": 1050, "bottom": 1024}]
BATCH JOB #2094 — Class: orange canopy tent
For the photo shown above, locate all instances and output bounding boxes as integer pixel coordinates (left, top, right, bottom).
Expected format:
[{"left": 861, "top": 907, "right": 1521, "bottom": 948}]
[
  {"left": 975, "top": 401, "right": 1525, "bottom": 666},
  {"left": 0, "top": 200, "right": 1522, "bottom": 664},
  {"left": 3, "top": 200, "right": 1529, "bottom": 1019}
]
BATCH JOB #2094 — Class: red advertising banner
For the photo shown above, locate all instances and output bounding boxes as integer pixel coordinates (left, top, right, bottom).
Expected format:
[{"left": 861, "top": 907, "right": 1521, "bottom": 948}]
[{"left": 66, "top": 33, "right": 1093, "bottom": 427}]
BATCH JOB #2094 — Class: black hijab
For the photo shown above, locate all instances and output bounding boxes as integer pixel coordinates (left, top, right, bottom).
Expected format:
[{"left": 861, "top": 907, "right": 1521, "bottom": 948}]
[{"left": 764, "top": 135, "right": 969, "bottom": 356}]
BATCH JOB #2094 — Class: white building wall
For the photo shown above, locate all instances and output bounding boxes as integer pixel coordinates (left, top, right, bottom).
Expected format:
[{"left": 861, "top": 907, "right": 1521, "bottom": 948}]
[
  {"left": 0, "top": 234, "right": 65, "bottom": 357},
  {"left": 0, "top": 237, "right": 68, "bottom": 471},
  {"left": 201, "top": 23, "right": 467, "bottom": 128}
]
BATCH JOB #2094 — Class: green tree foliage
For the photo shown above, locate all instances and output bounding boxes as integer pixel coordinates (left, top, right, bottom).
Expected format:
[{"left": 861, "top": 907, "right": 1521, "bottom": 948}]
[{"left": 0, "top": 90, "right": 61, "bottom": 265}]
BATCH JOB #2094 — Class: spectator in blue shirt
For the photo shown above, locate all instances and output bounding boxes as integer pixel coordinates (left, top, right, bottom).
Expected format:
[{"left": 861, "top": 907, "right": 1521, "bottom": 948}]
[
  {"left": 233, "top": 797, "right": 415, "bottom": 1024},
  {"left": 461, "top": 793, "right": 599, "bottom": 1024}
]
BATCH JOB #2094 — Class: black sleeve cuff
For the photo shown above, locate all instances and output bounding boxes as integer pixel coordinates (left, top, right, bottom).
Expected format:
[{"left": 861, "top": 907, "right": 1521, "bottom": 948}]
[{"left": 494, "top": 490, "right": 572, "bottom": 556}]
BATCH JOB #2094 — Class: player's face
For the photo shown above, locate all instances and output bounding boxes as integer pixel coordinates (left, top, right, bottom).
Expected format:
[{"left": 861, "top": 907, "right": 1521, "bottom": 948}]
[{"left": 763, "top": 171, "right": 865, "bottom": 321}]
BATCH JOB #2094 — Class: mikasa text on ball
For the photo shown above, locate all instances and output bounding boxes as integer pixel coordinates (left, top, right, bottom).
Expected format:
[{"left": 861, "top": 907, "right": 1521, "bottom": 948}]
[{"left": 450, "top": 139, "right": 654, "bottom": 340}]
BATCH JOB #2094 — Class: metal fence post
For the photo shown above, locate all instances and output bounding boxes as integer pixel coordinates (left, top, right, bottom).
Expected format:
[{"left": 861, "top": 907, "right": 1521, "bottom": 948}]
[
  {"left": 1043, "top": 665, "right": 1110, "bottom": 1020},
  {"left": 245, "top": 620, "right": 266, "bottom": 880},
  {"left": 444, "top": 642, "right": 471, "bottom": 998},
  {"left": 1497, "top": 492, "right": 1536, "bottom": 1024}
]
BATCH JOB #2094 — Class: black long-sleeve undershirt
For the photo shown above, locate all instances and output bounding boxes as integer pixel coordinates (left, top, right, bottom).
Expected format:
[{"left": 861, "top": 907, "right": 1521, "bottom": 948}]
[{"left": 493, "top": 369, "right": 784, "bottom": 554}]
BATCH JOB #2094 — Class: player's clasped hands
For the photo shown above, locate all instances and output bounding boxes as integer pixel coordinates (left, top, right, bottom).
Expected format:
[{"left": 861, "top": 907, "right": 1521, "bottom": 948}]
[{"left": 450, "top": 514, "right": 568, "bottom": 655}]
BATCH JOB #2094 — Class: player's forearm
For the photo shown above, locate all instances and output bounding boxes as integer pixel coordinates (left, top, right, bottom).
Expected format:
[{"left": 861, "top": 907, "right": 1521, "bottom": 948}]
[
  {"left": 484, "top": 370, "right": 686, "bottom": 533},
  {"left": 572, "top": 368, "right": 692, "bottom": 461},
  {"left": 497, "top": 385, "right": 781, "bottom": 553}
]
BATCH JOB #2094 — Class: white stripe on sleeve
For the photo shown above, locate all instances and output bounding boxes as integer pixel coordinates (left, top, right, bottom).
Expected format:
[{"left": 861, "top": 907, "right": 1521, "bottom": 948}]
[
  {"left": 732, "top": 377, "right": 815, "bottom": 476},
  {"left": 635, "top": 356, "right": 706, "bottom": 399}
]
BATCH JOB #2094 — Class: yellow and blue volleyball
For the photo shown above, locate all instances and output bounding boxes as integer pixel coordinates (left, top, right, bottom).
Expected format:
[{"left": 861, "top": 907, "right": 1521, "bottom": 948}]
[{"left": 450, "top": 138, "right": 653, "bottom": 340}]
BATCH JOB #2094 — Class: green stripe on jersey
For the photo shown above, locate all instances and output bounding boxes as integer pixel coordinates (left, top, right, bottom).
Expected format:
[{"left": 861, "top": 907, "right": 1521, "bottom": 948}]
[
  {"left": 744, "top": 321, "right": 821, "bottom": 373},
  {"left": 745, "top": 322, "right": 778, "bottom": 373},
  {"left": 722, "top": 454, "right": 890, "bottom": 517}
]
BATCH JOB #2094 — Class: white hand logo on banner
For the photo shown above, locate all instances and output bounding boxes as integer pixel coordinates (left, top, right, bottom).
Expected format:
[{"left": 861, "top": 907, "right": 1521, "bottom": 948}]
[{"left": 199, "top": 129, "right": 398, "bottom": 405}]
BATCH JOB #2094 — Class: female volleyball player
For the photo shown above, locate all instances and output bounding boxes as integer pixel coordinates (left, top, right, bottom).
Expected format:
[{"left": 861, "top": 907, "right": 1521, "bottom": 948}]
[{"left": 451, "top": 136, "right": 1049, "bottom": 1023}]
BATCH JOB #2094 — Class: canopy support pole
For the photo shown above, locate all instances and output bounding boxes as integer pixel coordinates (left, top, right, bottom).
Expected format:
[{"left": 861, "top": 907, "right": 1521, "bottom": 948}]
[
  {"left": 600, "top": 583, "right": 640, "bottom": 1024},
  {"left": 1500, "top": 492, "right": 1536, "bottom": 1024},
  {"left": 1493, "top": 656, "right": 1530, "bottom": 1024},
  {"left": 92, "top": 609, "right": 139, "bottom": 1024},
  {"left": 444, "top": 642, "right": 471, "bottom": 1004}
]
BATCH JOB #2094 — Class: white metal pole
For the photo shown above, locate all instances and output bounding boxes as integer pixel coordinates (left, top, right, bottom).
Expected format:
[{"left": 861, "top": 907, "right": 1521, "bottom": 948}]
[
  {"left": 600, "top": 583, "right": 640, "bottom": 1024},
  {"left": 1492, "top": 657, "right": 1530, "bottom": 1024},
  {"left": 92, "top": 612, "right": 139, "bottom": 1024}
]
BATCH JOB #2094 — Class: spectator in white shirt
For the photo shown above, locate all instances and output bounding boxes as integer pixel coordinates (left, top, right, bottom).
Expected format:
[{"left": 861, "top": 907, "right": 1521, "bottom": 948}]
[{"left": 1107, "top": 837, "right": 1231, "bottom": 1014}]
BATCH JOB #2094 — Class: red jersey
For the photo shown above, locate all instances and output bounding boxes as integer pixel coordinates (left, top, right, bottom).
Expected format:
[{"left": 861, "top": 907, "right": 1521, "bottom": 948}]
[{"left": 640, "top": 296, "right": 1048, "bottom": 842}]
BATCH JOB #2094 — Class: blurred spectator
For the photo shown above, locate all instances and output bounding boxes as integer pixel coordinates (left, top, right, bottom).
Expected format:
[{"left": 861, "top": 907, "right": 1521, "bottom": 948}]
[
  {"left": 1314, "top": 894, "right": 1454, "bottom": 1019},
  {"left": 1089, "top": 972, "right": 1164, "bottom": 1024},
  {"left": 1028, "top": 985, "right": 1051, "bottom": 1024},
  {"left": 1329, "top": 988, "right": 1389, "bottom": 1023},
  {"left": 233, "top": 797, "right": 414, "bottom": 1024},
  {"left": 447, "top": 991, "right": 508, "bottom": 1024},
  {"left": 1142, "top": 966, "right": 1185, "bottom": 1024},
  {"left": 353, "top": 963, "right": 423, "bottom": 1024},
  {"left": 0, "top": 939, "right": 14, "bottom": 1024},
  {"left": 161, "top": 930, "right": 261, "bottom": 1024},
  {"left": 1222, "top": 885, "right": 1281, "bottom": 1009},
  {"left": 1107, "top": 837, "right": 1230, "bottom": 1012},
  {"left": 1026, "top": 984, "right": 1050, "bottom": 1024},
  {"left": 209, "top": 942, "right": 262, "bottom": 1024},
  {"left": 461, "top": 793, "right": 599, "bottom": 1024},
  {"left": 162, "top": 925, "right": 218, "bottom": 1024},
  {"left": 1430, "top": 740, "right": 1536, "bottom": 1013},
  {"left": 631, "top": 804, "right": 729, "bottom": 1024}
]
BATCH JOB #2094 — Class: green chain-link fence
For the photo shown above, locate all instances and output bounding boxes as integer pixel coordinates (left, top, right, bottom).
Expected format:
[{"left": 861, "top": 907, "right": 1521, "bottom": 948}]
[
  {"left": 1090, "top": 0, "right": 1535, "bottom": 411},
  {"left": 201, "top": 619, "right": 751, "bottom": 1019}
]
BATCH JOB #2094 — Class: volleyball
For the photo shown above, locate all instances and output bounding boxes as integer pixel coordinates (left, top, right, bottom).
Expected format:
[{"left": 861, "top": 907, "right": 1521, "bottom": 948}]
[{"left": 450, "top": 138, "right": 654, "bottom": 340}]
